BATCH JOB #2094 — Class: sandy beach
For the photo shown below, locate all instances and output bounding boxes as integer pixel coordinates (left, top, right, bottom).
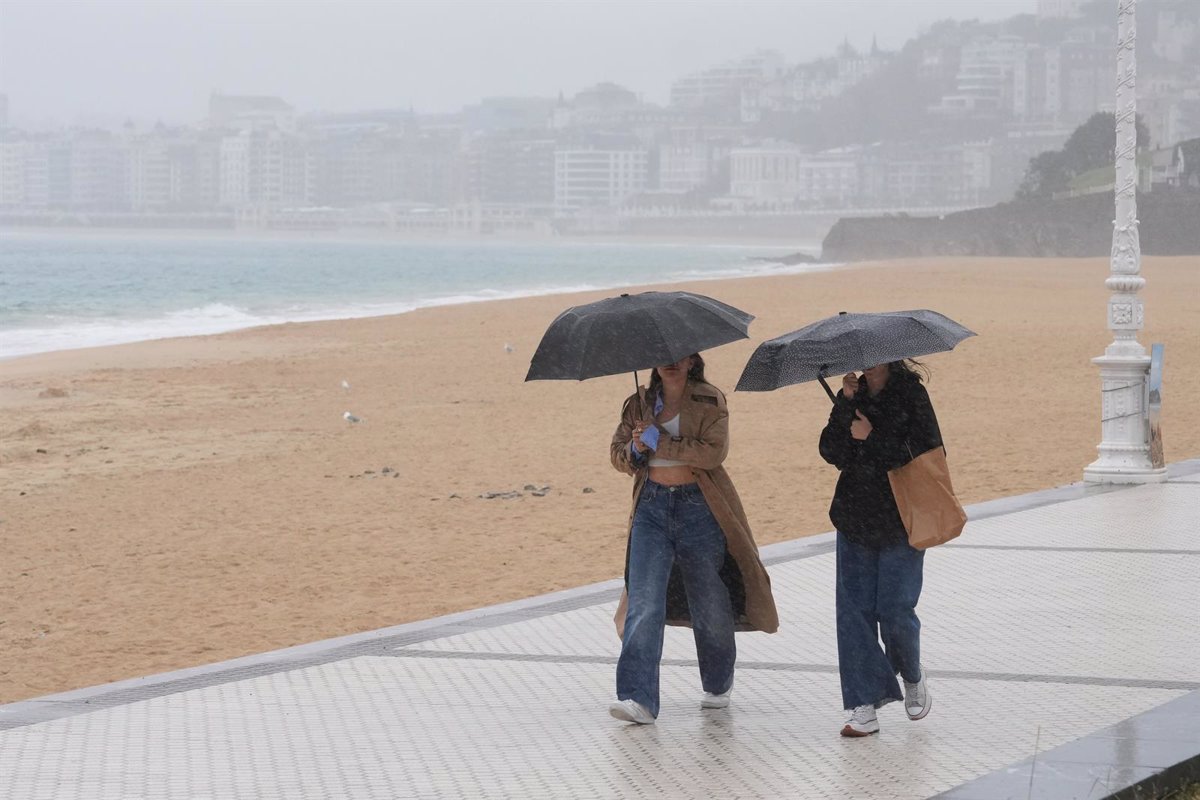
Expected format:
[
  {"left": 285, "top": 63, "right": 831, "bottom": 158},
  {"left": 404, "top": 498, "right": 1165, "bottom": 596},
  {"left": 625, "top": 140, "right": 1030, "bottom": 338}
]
[{"left": 2, "top": 255, "right": 1198, "bottom": 704}]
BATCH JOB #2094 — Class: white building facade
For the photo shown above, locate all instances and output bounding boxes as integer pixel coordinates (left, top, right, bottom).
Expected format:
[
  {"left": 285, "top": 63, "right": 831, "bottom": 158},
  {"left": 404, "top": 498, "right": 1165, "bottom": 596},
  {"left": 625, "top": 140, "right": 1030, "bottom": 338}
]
[
  {"left": 554, "top": 148, "right": 648, "bottom": 212},
  {"left": 730, "top": 146, "right": 858, "bottom": 207}
]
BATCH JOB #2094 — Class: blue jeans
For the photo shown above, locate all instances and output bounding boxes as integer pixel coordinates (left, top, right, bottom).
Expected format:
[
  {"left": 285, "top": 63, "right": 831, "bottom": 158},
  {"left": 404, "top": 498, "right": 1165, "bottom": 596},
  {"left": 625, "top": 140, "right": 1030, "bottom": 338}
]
[
  {"left": 617, "top": 480, "right": 736, "bottom": 718},
  {"left": 836, "top": 532, "right": 925, "bottom": 710}
]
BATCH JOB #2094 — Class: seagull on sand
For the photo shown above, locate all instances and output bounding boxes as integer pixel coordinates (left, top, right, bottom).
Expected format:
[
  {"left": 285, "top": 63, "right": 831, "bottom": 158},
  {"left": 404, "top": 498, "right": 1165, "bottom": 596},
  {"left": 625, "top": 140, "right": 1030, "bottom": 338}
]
[
  {"left": 343, "top": 411, "right": 363, "bottom": 423},
  {"left": 503, "top": 343, "right": 514, "bottom": 353},
  {"left": 341, "top": 379, "right": 351, "bottom": 391}
]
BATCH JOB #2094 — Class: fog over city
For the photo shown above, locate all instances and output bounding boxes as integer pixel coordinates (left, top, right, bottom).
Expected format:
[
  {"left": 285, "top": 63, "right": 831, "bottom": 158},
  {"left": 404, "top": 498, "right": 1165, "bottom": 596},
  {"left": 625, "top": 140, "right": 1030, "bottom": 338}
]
[
  {"left": 1, "top": 0, "right": 1196, "bottom": 239},
  {"left": 2, "top": 0, "right": 1031, "bottom": 126}
]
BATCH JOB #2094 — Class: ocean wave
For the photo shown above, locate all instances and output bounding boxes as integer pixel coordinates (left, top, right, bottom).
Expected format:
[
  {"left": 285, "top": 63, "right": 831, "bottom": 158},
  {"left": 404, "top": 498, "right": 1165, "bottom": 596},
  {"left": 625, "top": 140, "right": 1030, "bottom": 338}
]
[
  {"left": 666, "top": 259, "right": 843, "bottom": 282},
  {"left": 1, "top": 253, "right": 841, "bottom": 360},
  {"left": 1, "top": 304, "right": 282, "bottom": 359}
]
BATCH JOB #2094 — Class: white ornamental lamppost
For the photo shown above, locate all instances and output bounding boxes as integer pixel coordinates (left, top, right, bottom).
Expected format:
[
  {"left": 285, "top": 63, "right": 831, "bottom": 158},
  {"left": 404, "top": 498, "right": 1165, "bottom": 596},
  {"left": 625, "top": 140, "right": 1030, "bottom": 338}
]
[{"left": 1083, "top": 0, "right": 1167, "bottom": 484}]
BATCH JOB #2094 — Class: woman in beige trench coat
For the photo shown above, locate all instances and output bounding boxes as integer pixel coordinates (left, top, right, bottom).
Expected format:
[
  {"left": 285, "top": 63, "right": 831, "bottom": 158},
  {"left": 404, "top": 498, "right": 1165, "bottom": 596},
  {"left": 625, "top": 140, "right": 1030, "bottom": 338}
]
[{"left": 607, "top": 352, "right": 778, "bottom": 725}]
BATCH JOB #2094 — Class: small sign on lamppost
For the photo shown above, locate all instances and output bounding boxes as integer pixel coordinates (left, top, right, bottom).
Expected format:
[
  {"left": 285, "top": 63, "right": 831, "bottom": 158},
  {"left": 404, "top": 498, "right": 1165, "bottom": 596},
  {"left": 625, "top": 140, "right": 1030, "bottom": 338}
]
[{"left": 1148, "top": 343, "right": 1164, "bottom": 469}]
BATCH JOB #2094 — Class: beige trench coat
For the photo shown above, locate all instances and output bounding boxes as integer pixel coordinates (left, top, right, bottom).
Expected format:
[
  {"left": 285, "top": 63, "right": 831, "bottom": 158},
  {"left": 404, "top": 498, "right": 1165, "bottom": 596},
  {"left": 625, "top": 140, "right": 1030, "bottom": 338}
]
[{"left": 609, "top": 379, "right": 779, "bottom": 637}]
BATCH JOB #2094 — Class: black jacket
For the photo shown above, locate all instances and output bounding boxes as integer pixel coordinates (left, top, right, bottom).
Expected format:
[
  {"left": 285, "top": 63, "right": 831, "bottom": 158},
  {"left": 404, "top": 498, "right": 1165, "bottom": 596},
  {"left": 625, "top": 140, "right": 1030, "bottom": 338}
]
[{"left": 818, "top": 371, "right": 943, "bottom": 547}]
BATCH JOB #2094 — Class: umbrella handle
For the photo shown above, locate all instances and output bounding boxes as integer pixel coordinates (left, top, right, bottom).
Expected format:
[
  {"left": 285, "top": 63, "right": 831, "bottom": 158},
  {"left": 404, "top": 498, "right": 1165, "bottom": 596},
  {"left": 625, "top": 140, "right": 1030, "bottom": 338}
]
[
  {"left": 817, "top": 374, "right": 837, "bottom": 404},
  {"left": 633, "top": 370, "right": 650, "bottom": 419}
]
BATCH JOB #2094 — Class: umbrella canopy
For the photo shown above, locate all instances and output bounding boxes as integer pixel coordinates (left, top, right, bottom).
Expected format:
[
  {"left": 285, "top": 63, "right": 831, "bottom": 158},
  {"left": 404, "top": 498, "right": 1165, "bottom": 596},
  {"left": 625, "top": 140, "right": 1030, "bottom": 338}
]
[
  {"left": 735, "top": 309, "right": 975, "bottom": 397},
  {"left": 525, "top": 291, "right": 754, "bottom": 382}
]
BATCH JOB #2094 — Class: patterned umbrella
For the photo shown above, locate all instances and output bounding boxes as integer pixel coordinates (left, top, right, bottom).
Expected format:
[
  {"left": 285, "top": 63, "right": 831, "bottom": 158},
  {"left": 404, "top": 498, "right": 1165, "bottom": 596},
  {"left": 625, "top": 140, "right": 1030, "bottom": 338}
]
[
  {"left": 525, "top": 291, "right": 754, "bottom": 382},
  {"left": 735, "top": 309, "right": 975, "bottom": 400}
]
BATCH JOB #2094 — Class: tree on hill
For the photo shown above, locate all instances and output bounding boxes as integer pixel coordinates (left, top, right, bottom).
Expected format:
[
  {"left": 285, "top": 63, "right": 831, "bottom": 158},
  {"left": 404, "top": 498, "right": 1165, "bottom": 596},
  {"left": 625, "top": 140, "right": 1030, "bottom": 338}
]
[
  {"left": 1179, "top": 138, "right": 1200, "bottom": 187},
  {"left": 1017, "top": 112, "right": 1150, "bottom": 199},
  {"left": 1016, "top": 150, "right": 1070, "bottom": 200},
  {"left": 1063, "top": 112, "right": 1152, "bottom": 171}
]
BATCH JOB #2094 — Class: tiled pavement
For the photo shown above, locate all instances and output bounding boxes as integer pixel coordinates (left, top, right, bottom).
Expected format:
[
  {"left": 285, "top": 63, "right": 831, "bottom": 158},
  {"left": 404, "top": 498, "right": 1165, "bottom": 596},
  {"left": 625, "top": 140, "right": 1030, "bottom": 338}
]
[{"left": 2, "top": 461, "right": 1199, "bottom": 799}]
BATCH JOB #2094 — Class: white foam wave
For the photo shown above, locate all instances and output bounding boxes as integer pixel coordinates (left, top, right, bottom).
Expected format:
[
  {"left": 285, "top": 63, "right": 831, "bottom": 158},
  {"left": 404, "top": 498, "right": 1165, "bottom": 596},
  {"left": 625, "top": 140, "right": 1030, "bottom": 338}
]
[
  {"left": 665, "top": 259, "right": 844, "bottom": 282},
  {"left": 1, "top": 304, "right": 279, "bottom": 359},
  {"left": 1, "top": 259, "right": 844, "bottom": 360}
]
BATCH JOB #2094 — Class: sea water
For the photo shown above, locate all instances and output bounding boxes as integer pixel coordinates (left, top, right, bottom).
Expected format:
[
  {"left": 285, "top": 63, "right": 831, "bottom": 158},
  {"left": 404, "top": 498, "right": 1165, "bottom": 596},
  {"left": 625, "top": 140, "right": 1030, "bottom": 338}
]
[{"left": 0, "top": 231, "right": 831, "bottom": 359}]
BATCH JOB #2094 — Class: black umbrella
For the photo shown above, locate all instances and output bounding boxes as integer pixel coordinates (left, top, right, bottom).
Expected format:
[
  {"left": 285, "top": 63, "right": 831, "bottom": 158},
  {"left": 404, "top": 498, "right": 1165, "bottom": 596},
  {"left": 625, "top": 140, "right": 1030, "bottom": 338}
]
[
  {"left": 735, "top": 309, "right": 975, "bottom": 401},
  {"left": 525, "top": 291, "right": 754, "bottom": 384}
]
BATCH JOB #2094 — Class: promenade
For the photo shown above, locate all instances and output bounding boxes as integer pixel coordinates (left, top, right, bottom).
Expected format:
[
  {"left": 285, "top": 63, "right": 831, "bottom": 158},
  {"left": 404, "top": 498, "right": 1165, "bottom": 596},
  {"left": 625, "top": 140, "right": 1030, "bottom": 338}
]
[{"left": 2, "top": 460, "right": 1199, "bottom": 799}]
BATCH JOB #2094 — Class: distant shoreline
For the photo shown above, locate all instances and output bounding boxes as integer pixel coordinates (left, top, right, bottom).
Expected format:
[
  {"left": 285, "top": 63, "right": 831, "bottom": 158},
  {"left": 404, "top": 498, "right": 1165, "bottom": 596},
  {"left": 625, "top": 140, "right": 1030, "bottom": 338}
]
[{"left": 0, "top": 225, "right": 824, "bottom": 251}]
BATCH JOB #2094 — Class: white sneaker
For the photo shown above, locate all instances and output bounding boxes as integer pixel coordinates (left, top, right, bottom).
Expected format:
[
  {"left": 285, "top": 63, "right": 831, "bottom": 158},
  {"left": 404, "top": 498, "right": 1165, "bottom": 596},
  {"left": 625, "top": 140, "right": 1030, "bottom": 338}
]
[
  {"left": 701, "top": 685, "right": 732, "bottom": 709},
  {"left": 609, "top": 699, "right": 655, "bottom": 725},
  {"left": 840, "top": 704, "right": 879, "bottom": 737},
  {"left": 904, "top": 667, "right": 931, "bottom": 721}
]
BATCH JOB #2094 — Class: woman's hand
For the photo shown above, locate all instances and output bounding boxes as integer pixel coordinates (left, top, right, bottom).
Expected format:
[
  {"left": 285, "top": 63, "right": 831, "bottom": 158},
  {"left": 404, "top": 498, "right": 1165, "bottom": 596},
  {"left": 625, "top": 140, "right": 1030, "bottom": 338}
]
[
  {"left": 850, "top": 410, "right": 873, "bottom": 440},
  {"left": 631, "top": 421, "right": 650, "bottom": 453},
  {"left": 842, "top": 372, "right": 859, "bottom": 399}
]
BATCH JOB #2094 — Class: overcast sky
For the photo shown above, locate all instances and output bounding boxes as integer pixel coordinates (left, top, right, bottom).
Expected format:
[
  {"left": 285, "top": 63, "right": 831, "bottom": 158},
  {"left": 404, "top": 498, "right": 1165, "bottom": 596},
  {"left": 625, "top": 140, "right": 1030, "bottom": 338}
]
[{"left": 0, "top": 0, "right": 1033, "bottom": 128}]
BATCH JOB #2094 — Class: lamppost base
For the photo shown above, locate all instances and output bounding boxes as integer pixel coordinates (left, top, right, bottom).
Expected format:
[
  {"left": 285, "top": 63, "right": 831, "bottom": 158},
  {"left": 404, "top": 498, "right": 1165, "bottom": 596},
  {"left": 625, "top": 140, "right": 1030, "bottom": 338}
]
[
  {"left": 1083, "top": 352, "right": 1166, "bottom": 485},
  {"left": 1083, "top": 461, "right": 1168, "bottom": 485}
]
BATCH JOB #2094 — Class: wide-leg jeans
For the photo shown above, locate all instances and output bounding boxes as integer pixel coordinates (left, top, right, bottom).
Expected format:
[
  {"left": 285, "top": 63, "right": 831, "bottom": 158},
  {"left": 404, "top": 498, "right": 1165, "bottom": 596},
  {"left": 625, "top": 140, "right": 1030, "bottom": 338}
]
[
  {"left": 835, "top": 532, "right": 925, "bottom": 710},
  {"left": 616, "top": 480, "right": 735, "bottom": 718}
]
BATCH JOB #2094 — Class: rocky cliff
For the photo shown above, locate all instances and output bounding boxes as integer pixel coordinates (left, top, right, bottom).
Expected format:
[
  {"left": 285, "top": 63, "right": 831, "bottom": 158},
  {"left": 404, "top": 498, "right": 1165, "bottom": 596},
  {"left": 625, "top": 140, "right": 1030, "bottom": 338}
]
[{"left": 821, "top": 190, "right": 1200, "bottom": 261}]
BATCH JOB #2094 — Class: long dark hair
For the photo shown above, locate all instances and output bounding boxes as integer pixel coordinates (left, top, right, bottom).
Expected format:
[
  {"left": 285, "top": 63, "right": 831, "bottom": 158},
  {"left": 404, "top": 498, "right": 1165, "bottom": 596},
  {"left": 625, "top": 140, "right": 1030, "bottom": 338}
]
[
  {"left": 648, "top": 353, "right": 707, "bottom": 399},
  {"left": 888, "top": 358, "right": 930, "bottom": 383}
]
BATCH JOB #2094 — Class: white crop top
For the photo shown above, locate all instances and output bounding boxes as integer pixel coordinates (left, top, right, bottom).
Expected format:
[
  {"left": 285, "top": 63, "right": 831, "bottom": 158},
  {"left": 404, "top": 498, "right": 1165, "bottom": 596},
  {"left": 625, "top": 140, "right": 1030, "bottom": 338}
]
[{"left": 648, "top": 414, "right": 687, "bottom": 467}]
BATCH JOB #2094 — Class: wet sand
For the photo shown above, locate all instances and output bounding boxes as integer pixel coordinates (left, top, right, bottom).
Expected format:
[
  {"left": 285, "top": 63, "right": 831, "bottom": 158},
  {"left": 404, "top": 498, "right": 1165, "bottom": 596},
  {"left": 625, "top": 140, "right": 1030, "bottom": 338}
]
[{"left": 2, "top": 255, "right": 1197, "bottom": 703}]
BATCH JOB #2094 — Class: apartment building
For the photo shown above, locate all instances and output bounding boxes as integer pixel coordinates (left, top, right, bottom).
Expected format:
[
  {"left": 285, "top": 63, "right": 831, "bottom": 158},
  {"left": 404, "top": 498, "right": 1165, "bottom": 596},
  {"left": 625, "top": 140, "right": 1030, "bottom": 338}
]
[
  {"left": 935, "top": 36, "right": 1028, "bottom": 116},
  {"left": 729, "top": 145, "right": 858, "bottom": 206},
  {"left": 467, "top": 135, "right": 555, "bottom": 204},
  {"left": 218, "top": 129, "right": 313, "bottom": 209},
  {"left": 671, "top": 51, "right": 786, "bottom": 109},
  {"left": 0, "top": 138, "right": 48, "bottom": 206},
  {"left": 554, "top": 147, "right": 648, "bottom": 212}
]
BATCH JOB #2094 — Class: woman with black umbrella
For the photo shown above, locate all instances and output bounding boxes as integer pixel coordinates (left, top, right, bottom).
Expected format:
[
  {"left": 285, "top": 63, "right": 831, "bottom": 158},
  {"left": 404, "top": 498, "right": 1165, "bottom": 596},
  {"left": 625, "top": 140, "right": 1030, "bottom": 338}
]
[
  {"left": 607, "top": 353, "right": 778, "bottom": 725},
  {"left": 819, "top": 359, "right": 941, "bottom": 737}
]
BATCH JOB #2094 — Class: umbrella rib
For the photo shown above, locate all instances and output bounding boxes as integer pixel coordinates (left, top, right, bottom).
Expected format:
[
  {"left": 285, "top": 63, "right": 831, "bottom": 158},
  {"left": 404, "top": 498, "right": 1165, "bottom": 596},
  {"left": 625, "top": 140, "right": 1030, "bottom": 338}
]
[
  {"left": 576, "top": 312, "right": 606, "bottom": 380},
  {"left": 645, "top": 307, "right": 672, "bottom": 366},
  {"left": 851, "top": 325, "right": 867, "bottom": 372}
]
